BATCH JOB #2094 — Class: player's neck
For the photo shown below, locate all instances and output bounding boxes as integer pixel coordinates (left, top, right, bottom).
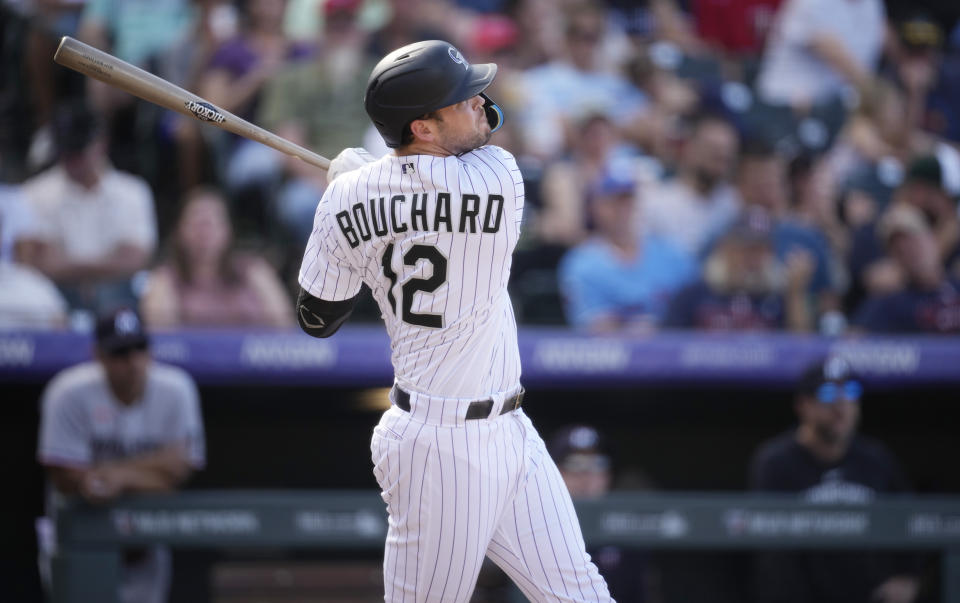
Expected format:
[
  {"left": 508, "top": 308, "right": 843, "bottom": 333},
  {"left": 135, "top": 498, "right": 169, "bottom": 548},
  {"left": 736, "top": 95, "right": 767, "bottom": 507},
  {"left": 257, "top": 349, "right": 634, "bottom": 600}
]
[{"left": 394, "top": 141, "right": 454, "bottom": 158}]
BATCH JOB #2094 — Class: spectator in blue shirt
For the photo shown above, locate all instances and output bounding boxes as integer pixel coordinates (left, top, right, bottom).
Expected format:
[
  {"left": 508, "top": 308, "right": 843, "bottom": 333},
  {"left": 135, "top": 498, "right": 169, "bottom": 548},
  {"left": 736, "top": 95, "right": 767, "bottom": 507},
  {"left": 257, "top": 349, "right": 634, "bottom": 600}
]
[
  {"left": 734, "top": 142, "right": 841, "bottom": 317},
  {"left": 853, "top": 203, "right": 960, "bottom": 333},
  {"left": 559, "top": 173, "right": 696, "bottom": 333},
  {"left": 664, "top": 208, "right": 816, "bottom": 332}
]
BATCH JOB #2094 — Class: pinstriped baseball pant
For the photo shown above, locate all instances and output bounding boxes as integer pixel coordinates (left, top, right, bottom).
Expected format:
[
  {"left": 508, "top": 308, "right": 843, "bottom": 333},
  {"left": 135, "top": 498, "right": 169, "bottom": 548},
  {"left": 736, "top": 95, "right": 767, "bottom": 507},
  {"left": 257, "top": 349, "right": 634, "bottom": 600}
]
[{"left": 371, "top": 399, "right": 613, "bottom": 602}]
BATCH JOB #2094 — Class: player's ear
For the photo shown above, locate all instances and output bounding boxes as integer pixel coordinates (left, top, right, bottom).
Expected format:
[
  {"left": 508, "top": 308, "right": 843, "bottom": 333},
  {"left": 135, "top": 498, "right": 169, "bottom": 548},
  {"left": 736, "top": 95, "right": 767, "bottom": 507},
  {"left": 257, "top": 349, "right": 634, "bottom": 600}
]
[{"left": 409, "top": 117, "right": 437, "bottom": 143}]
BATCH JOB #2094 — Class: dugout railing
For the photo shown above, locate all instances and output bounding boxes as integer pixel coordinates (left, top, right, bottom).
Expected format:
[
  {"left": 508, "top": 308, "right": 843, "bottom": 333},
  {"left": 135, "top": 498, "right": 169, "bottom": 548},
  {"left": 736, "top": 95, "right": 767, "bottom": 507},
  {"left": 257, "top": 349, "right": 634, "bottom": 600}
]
[{"left": 51, "top": 491, "right": 960, "bottom": 602}]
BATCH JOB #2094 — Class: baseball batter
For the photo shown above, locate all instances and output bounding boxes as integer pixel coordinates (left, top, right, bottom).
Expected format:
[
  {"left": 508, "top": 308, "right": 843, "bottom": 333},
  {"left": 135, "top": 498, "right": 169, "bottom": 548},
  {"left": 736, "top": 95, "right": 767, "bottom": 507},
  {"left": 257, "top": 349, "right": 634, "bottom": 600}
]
[{"left": 296, "top": 41, "right": 612, "bottom": 602}]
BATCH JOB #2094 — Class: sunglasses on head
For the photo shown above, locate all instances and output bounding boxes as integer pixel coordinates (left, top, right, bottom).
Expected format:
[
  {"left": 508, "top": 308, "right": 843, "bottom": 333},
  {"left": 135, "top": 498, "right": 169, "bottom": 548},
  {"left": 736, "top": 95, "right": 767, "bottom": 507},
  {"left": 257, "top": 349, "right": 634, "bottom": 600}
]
[{"left": 815, "top": 380, "right": 863, "bottom": 404}]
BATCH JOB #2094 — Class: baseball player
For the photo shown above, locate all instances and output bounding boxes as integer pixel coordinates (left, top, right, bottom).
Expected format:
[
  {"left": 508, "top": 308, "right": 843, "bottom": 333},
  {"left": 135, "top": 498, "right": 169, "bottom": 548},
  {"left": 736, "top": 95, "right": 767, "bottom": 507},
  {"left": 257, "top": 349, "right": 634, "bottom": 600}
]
[{"left": 296, "top": 41, "right": 612, "bottom": 602}]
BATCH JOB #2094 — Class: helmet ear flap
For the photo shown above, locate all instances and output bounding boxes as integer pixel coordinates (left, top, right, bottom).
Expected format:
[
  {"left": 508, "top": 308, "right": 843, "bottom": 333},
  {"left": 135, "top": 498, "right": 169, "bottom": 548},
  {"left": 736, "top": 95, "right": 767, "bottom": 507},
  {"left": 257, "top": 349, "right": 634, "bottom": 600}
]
[{"left": 480, "top": 93, "right": 503, "bottom": 133}]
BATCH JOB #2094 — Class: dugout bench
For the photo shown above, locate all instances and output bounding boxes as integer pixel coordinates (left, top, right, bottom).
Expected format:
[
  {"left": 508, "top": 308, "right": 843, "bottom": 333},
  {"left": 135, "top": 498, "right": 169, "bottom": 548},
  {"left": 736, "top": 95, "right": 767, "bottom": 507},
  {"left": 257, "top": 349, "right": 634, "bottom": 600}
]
[{"left": 51, "top": 491, "right": 960, "bottom": 602}]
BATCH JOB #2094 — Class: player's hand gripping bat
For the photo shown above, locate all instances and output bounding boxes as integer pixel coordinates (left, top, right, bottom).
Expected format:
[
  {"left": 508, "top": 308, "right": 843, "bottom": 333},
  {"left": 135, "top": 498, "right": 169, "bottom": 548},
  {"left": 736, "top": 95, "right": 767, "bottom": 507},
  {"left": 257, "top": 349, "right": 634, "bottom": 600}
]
[{"left": 53, "top": 36, "right": 330, "bottom": 170}]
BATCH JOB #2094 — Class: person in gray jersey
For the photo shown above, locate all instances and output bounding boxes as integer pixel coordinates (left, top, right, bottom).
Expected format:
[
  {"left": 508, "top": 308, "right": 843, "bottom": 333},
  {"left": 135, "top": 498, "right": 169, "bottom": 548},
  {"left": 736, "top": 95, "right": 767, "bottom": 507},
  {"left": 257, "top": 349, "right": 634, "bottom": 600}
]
[
  {"left": 297, "top": 40, "right": 612, "bottom": 602},
  {"left": 36, "top": 307, "right": 205, "bottom": 603}
]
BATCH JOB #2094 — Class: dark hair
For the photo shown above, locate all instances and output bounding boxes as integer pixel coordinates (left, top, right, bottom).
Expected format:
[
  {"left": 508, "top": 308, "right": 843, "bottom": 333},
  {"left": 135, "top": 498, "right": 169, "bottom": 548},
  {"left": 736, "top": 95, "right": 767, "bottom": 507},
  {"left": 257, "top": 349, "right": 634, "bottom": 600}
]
[
  {"left": 53, "top": 99, "right": 105, "bottom": 157},
  {"left": 739, "top": 138, "right": 779, "bottom": 163},
  {"left": 170, "top": 187, "right": 244, "bottom": 286},
  {"left": 684, "top": 110, "right": 736, "bottom": 139}
]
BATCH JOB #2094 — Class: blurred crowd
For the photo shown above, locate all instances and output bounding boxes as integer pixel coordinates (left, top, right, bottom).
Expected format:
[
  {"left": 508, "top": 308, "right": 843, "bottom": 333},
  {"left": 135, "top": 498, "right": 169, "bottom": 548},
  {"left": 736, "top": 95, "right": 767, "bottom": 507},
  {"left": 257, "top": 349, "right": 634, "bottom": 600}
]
[{"left": 2, "top": 0, "right": 960, "bottom": 335}]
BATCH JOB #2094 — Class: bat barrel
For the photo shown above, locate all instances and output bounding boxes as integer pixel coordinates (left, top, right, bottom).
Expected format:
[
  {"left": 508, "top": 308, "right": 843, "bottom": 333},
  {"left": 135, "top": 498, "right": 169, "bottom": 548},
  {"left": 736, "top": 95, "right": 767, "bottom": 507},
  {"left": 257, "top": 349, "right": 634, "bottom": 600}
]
[{"left": 53, "top": 37, "right": 330, "bottom": 170}]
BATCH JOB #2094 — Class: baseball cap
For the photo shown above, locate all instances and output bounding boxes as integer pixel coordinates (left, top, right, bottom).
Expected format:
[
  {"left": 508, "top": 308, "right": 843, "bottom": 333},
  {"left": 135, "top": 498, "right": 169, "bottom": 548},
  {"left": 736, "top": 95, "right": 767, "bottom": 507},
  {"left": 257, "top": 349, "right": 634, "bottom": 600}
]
[
  {"left": 471, "top": 15, "right": 519, "bottom": 54},
  {"left": 797, "top": 356, "right": 863, "bottom": 403},
  {"left": 723, "top": 207, "right": 775, "bottom": 243},
  {"left": 95, "top": 308, "right": 149, "bottom": 355},
  {"left": 588, "top": 172, "right": 636, "bottom": 203},
  {"left": 905, "top": 154, "right": 945, "bottom": 188},
  {"left": 897, "top": 14, "right": 943, "bottom": 50},
  {"left": 549, "top": 425, "right": 610, "bottom": 472}
]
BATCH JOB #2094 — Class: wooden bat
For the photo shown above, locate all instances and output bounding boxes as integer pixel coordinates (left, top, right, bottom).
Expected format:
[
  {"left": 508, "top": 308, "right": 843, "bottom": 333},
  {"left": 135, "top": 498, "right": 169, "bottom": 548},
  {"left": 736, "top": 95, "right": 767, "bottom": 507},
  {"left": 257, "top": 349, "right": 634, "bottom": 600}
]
[{"left": 53, "top": 36, "right": 330, "bottom": 170}]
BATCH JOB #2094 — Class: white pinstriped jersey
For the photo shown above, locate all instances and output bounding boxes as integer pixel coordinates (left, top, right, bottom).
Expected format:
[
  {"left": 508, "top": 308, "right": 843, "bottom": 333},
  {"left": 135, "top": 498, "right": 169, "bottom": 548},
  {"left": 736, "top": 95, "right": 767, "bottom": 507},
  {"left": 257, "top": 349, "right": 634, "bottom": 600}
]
[{"left": 299, "top": 145, "right": 524, "bottom": 399}]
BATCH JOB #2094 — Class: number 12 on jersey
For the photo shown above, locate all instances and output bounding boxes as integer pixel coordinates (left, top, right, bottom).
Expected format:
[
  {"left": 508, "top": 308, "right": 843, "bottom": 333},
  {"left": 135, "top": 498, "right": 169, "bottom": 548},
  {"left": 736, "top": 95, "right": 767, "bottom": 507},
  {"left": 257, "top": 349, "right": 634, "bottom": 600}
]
[{"left": 381, "top": 243, "right": 448, "bottom": 328}]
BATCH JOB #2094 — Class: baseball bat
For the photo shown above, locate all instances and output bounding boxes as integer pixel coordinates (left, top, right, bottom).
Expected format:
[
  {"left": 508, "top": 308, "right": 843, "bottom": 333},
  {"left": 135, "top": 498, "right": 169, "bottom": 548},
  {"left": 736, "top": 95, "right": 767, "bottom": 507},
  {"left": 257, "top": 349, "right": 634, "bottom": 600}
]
[{"left": 53, "top": 36, "right": 330, "bottom": 170}]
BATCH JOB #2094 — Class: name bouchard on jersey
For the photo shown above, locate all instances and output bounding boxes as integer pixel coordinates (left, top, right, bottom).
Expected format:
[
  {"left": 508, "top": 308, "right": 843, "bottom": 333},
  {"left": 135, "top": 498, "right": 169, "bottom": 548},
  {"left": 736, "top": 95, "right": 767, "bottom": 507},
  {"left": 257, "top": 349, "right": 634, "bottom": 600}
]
[{"left": 336, "top": 193, "right": 505, "bottom": 248}]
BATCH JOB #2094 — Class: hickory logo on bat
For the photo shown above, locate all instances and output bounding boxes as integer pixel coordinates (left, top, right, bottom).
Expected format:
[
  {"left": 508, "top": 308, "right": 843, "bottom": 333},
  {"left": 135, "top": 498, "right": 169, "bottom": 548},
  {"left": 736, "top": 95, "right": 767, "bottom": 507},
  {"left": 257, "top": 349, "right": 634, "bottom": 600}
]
[{"left": 185, "top": 100, "right": 225, "bottom": 123}]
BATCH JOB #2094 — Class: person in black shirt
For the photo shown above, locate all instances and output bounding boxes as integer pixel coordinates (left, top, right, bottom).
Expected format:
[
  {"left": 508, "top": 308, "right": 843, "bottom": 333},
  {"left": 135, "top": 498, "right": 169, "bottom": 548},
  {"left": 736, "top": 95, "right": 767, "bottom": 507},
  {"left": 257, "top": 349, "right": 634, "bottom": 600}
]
[
  {"left": 749, "top": 356, "right": 921, "bottom": 603},
  {"left": 854, "top": 203, "right": 960, "bottom": 333}
]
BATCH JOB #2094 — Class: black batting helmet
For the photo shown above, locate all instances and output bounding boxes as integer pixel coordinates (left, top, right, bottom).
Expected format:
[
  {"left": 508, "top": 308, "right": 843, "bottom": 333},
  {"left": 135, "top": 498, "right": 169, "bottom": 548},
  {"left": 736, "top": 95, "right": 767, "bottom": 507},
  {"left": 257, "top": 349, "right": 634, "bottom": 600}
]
[{"left": 364, "top": 40, "right": 504, "bottom": 148}]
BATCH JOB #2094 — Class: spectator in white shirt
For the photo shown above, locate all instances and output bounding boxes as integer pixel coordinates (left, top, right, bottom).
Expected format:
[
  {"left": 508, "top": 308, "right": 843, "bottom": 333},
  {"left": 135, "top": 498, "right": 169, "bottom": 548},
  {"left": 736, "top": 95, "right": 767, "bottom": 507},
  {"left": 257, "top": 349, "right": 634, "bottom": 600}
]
[
  {"left": 518, "top": 2, "right": 648, "bottom": 159},
  {"left": 642, "top": 112, "right": 741, "bottom": 257},
  {"left": 756, "top": 0, "right": 886, "bottom": 108},
  {"left": 23, "top": 102, "right": 157, "bottom": 314}
]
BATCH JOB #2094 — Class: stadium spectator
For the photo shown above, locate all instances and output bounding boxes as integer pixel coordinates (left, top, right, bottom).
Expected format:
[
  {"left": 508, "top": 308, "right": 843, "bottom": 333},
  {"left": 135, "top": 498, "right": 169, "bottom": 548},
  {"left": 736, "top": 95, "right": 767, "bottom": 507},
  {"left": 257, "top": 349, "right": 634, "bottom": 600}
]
[
  {"left": 663, "top": 208, "right": 815, "bottom": 331},
  {"left": 76, "top": 0, "right": 196, "bottom": 117},
  {"left": 548, "top": 424, "right": 657, "bottom": 602},
  {"left": 518, "top": 1, "right": 648, "bottom": 159},
  {"left": 750, "top": 355, "right": 921, "bottom": 603},
  {"left": 888, "top": 14, "right": 944, "bottom": 131},
  {"left": 641, "top": 112, "right": 741, "bottom": 258},
  {"left": 755, "top": 0, "right": 886, "bottom": 107},
  {"left": 623, "top": 52, "right": 699, "bottom": 168},
  {"left": 36, "top": 307, "right": 205, "bottom": 603},
  {"left": 200, "top": 0, "right": 315, "bottom": 198},
  {"left": 853, "top": 203, "right": 960, "bottom": 334},
  {"left": 0, "top": 177, "right": 41, "bottom": 263},
  {"left": 735, "top": 142, "right": 840, "bottom": 316},
  {"left": 257, "top": 0, "right": 375, "bottom": 245},
  {"left": 0, "top": 218, "right": 67, "bottom": 329},
  {"left": 535, "top": 113, "right": 643, "bottom": 247},
  {"left": 788, "top": 153, "right": 852, "bottom": 268},
  {"left": 156, "top": 0, "right": 241, "bottom": 193},
  {"left": 559, "top": 173, "right": 696, "bottom": 333},
  {"left": 848, "top": 153, "right": 960, "bottom": 306},
  {"left": 201, "top": 0, "right": 309, "bottom": 120},
  {"left": 140, "top": 187, "right": 293, "bottom": 328},
  {"left": 21, "top": 0, "right": 86, "bottom": 169},
  {"left": 691, "top": 0, "right": 784, "bottom": 57},
  {"left": 23, "top": 102, "right": 157, "bottom": 315}
]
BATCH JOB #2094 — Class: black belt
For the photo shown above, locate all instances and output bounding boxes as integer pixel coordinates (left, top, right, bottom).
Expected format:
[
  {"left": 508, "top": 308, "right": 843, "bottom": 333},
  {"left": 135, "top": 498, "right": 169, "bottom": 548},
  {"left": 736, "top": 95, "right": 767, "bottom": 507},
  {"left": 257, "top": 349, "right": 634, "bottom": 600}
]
[{"left": 394, "top": 387, "right": 524, "bottom": 420}]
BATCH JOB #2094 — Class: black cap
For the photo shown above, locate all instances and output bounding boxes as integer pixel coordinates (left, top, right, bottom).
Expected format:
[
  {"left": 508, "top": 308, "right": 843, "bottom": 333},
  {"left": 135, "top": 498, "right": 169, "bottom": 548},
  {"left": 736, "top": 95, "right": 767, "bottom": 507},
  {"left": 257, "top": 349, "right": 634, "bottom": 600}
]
[
  {"left": 548, "top": 425, "right": 609, "bottom": 467},
  {"left": 905, "top": 154, "right": 945, "bottom": 189},
  {"left": 797, "top": 356, "right": 859, "bottom": 396},
  {"left": 95, "top": 308, "right": 149, "bottom": 353}
]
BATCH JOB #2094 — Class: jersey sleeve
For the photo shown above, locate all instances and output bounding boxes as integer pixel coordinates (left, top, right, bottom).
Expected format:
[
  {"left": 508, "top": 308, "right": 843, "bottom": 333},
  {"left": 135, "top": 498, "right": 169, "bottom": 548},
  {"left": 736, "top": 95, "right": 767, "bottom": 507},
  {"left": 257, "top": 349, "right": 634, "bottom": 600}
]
[
  {"left": 37, "top": 377, "right": 92, "bottom": 468},
  {"left": 298, "top": 190, "right": 364, "bottom": 301}
]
